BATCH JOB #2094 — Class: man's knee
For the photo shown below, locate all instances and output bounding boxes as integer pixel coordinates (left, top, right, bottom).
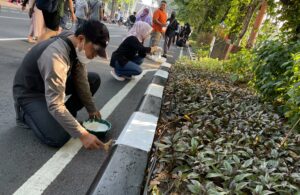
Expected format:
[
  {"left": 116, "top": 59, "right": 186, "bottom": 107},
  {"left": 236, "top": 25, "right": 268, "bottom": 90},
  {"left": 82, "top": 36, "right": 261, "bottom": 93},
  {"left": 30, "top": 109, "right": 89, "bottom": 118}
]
[{"left": 43, "top": 134, "right": 70, "bottom": 148}]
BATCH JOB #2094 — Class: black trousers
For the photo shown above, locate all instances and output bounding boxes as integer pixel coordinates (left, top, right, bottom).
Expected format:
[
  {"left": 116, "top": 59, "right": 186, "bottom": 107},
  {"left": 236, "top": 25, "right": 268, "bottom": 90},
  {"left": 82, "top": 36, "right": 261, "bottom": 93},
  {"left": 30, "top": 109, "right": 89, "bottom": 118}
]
[{"left": 19, "top": 72, "right": 100, "bottom": 147}]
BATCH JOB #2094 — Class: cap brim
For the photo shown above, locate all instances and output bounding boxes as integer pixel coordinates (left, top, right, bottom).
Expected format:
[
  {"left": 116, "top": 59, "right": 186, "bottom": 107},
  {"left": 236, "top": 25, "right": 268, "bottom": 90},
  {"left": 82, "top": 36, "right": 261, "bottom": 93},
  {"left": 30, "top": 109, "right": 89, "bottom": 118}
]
[{"left": 97, "top": 49, "right": 108, "bottom": 59}]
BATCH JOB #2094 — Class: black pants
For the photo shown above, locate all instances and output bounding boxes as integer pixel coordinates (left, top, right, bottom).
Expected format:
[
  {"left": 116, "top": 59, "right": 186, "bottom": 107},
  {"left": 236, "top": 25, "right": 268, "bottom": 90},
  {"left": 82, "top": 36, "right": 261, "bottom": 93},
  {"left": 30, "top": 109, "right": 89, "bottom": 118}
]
[{"left": 19, "top": 72, "right": 100, "bottom": 147}]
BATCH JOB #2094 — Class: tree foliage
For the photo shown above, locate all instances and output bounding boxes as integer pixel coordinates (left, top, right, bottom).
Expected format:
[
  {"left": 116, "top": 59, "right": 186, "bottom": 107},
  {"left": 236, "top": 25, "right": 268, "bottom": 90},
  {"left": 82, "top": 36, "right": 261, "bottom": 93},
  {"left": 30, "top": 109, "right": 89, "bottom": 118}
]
[
  {"left": 172, "top": 0, "right": 299, "bottom": 44},
  {"left": 278, "top": 0, "right": 300, "bottom": 41},
  {"left": 173, "top": 0, "right": 231, "bottom": 33}
]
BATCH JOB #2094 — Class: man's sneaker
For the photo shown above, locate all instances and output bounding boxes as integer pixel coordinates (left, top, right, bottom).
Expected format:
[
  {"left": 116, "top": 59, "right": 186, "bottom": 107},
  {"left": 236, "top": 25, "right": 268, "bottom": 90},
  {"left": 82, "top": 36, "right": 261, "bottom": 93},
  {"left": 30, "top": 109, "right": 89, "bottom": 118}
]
[
  {"left": 123, "top": 75, "right": 133, "bottom": 80},
  {"left": 110, "top": 70, "right": 125, "bottom": 81},
  {"left": 162, "top": 54, "right": 167, "bottom": 58}
]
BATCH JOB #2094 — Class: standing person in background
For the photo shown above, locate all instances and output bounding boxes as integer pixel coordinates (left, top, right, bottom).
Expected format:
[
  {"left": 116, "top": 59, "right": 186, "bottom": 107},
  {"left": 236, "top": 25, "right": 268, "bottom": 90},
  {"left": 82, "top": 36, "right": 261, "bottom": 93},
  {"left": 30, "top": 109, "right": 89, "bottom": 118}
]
[
  {"left": 149, "top": 0, "right": 167, "bottom": 48},
  {"left": 88, "top": 0, "right": 103, "bottom": 21},
  {"left": 174, "top": 24, "right": 181, "bottom": 44},
  {"left": 136, "top": 8, "right": 151, "bottom": 26},
  {"left": 75, "top": 0, "right": 88, "bottom": 29},
  {"left": 116, "top": 8, "right": 123, "bottom": 25},
  {"left": 22, "top": 0, "right": 46, "bottom": 43},
  {"left": 129, "top": 11, "right": 137, "bottom": 23},
  {"left": 162, "top": 11, "right": 178, "bottom": 58},
  {"left": 126, "top": 11, "right": 137, "bottom": 30},
  {"left": 60, "top": 0, "right": 77, "bottom": 30},
  {"left": 180, "top": 23, "right": 192, "bottom": 44},
  {"left": 37, "top": 0, "right": 64, "bottom": 42}
]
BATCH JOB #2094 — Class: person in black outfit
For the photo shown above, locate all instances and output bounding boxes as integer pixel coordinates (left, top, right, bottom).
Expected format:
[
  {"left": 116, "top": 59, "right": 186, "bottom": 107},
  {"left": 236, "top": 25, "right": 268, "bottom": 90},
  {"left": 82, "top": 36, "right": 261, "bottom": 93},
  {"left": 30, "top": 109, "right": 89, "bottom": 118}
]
[
  {"left": 162, "top": 11, "right": 178, "bottom": 58},
  {"left": 126, "top": 11, "right": 136, "bottom": 30},
  {"left": 110, "top": 21, "right": 160, "bottom": 81}
]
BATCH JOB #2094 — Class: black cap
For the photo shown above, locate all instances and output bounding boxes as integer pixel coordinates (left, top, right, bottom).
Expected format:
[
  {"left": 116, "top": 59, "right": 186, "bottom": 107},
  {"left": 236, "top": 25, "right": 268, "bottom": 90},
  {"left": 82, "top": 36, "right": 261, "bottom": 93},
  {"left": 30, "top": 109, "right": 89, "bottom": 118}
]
[{"left": 75, "top": 20, "right": 110, "bottom": 58}]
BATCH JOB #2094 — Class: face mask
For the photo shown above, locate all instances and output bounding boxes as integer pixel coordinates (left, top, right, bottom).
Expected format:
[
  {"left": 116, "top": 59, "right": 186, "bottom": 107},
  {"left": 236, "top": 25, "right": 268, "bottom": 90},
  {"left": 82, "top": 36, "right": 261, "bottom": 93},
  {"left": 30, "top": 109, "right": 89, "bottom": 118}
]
[{"left": 76, "top": 40, "right": 92, "bottom": 64}]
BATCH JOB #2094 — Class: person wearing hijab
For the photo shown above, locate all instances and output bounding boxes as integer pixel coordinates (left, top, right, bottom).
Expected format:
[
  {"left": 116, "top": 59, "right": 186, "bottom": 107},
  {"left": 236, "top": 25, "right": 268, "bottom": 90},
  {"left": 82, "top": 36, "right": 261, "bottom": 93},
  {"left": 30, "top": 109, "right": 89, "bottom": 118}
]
[
  {"left": 110, "top": 21, "right": 160, "bottom": 81},
  {"left": 136, "top": 8, "right": 152, "bottom": 26}
]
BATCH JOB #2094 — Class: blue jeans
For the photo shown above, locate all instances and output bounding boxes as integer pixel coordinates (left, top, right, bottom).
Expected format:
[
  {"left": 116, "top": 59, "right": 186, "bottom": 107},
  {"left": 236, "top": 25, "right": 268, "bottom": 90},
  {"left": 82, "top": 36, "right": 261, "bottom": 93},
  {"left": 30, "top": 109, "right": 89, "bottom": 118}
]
[
  {"left": 17, "top": 72, "right": 100, "bottom": 147},
  {"left": 114, "top": 56, "right": 144, "bottom": 77}
]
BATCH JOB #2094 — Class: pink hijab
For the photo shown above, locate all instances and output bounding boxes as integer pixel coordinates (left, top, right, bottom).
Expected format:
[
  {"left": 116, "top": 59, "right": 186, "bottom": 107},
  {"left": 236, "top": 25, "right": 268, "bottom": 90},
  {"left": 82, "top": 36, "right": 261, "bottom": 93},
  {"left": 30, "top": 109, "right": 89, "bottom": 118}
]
[{"left": 124, "top": 21, "right": 153, "bottom": 42}]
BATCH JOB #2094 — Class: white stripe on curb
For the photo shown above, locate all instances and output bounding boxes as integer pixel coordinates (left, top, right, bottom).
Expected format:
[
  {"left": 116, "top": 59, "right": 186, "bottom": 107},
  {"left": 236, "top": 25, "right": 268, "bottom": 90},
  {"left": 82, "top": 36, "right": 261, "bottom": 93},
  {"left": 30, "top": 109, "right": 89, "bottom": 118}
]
[
  {"left": 154, "top": 69, "right": 168, "bottom": 79},
  {"left": 13, "top": 69, "right": 156, "bottom": 195},
  {"left": 179, "top": 47, "right": 183, "bottom": 58},
  {"left": 145, "top": 83, "right": 164, "bottom": 98},
  {"left": 116, "top": 112, "right": 158, "bottom": 152},
  {"left": 161, "top": 62, "right": 171, "bottom": 69}
]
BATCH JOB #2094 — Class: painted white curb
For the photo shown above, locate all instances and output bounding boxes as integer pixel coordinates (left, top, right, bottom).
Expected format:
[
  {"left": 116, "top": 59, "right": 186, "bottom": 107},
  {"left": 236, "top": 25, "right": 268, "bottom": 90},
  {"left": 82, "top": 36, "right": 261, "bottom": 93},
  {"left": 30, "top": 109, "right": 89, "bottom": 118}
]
[
  {"left": 161, "top": 62, "right": 171, "bottom": 69},
  {"left": 116, "top": 112, "right": 158, "bottom": 152},
  {"left": 145, "top": 83, "right": 164, "bottom": 98},
  {"left": 154, "top": 69, "right": 169, "bottom": 79}
]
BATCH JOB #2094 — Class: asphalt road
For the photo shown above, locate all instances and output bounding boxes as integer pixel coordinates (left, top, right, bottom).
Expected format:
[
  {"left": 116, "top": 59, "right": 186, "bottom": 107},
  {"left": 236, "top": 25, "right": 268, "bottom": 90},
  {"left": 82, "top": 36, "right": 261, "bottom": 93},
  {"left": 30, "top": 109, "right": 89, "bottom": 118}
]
[{"left": 0, "top": 6, "right": 184, "bottom": 195}]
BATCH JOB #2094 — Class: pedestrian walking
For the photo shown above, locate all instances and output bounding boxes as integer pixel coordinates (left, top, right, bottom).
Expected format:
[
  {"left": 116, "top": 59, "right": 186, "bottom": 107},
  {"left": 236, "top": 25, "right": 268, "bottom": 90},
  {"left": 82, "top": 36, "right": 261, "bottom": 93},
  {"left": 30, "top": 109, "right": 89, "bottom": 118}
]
[
  {"left": 136, "top": 8, "right": 151, "bottom": 26},
  {"left": 75, "top": 0, "right": 88, "bottom": 29},
  {"left": 110, "top": 21, "right": 160, "bottom": 81},
  {"left": 87, "top": 0, "right": 103, "bottom": 21},
  {"left": 36, "top": 0, "right": 65, "bottom": 42},
  {"left": 13, "top": 20, "right": 110, "bottom": 150},
  {"left": 60, "top": 0, "right": 77, "bottom": 30},
  {"left": 22, "top": 0, "right": 46, "bottom": 43},
  {"left": 149, "top": 0, "right": 167, "bottom": 47},
  {"left": 176, "top": 23, "right": 192, "bottom": 47},
  {"left": 162, "top": 11, "right": 178, "bottom": 58},
  {"left": 126, "top": 11, "right": 137, "bottom": 30}
]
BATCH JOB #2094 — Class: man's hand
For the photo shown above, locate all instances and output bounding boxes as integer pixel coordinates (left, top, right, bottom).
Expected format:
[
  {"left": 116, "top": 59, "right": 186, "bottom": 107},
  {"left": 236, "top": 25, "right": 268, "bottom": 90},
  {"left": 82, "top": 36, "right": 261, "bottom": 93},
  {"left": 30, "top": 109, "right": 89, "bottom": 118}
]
[
  {"left": 79, "top": 131, "right": 103, "bottom": 150},
  {"left": 89, "top": 111, "right": 101, "bottom": 120},
  {"left": 71, "top": 13, "right": 77, "bottom": 22}
]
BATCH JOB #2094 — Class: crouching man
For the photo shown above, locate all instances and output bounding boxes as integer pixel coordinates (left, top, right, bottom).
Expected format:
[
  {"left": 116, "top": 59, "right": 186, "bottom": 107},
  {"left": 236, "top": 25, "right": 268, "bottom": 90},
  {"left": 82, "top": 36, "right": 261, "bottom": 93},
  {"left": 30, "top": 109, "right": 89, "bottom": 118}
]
[{"left": 13, "top": 20, "right": 110, "bottom": 150}]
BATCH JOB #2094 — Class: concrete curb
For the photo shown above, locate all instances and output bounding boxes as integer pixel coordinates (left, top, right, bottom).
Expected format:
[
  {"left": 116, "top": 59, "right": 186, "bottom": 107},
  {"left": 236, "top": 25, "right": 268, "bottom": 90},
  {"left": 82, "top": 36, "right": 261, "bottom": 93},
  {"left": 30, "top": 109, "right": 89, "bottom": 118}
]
[{"left": 87, "top": 62, "right": 172, "bottom": 195}]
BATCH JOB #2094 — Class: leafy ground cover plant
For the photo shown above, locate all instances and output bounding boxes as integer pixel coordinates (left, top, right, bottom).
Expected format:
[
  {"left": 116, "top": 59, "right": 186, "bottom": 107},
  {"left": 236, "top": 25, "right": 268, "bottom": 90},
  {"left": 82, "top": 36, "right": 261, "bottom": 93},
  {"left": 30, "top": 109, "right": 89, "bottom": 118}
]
[{"left": 145, "top": 61, "right": 300, "bottom": 194}]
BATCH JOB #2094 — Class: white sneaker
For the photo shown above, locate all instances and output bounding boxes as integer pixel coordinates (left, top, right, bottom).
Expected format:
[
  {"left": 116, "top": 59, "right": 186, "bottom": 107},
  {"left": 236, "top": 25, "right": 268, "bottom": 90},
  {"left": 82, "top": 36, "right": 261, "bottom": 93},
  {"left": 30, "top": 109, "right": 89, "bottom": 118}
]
[{"left": 110, "top": 70, "right": 125, "bottom": 81}]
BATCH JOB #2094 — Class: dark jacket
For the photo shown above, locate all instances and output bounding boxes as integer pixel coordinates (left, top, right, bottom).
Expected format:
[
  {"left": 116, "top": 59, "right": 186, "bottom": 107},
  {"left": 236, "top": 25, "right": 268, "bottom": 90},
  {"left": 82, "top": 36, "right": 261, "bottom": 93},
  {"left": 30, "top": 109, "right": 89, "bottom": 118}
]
[{"left": 110, "top": 36, "right": 151, "bottom": 67}]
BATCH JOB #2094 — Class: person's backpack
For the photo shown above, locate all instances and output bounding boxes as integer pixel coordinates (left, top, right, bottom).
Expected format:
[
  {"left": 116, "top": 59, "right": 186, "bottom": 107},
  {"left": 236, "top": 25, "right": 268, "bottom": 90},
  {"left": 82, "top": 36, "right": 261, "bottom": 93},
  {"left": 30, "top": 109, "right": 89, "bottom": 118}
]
[
  {"left": 36, "top": 0, "right": 59, "bottom": 13},
  {"left": 176, "top": 38, "right": 185, "bottom": 47}
]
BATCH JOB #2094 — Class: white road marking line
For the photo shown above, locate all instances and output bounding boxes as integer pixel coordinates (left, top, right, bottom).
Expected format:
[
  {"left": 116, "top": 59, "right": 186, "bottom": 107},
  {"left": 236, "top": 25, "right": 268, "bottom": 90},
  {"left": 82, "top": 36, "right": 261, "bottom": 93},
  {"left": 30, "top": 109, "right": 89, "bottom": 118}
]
[
  {"left": 13, "top": 69, "right": 156, "bottom": 195},
  {"left": 0, "top": 37, "right": 27, "bottom": 41},
  {"left": 0, "top": 15, "right": 29, "bottom": 20},
  {"left": 116, "top": 112, "right": 158, "bottom": 152},
  {"left": 109, "top": 35, "right": 123, "bottom": 38},
  {"left": 0, "top": 35, "right": 121, "bottom": 42}
]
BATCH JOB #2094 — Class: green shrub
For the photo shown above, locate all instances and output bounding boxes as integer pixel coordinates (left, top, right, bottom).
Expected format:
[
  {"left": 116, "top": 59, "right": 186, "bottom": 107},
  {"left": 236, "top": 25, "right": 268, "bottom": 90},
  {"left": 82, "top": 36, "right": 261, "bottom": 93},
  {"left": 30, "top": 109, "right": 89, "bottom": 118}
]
[
  {"left": 178, "top": 56, "right": 224, "bottom": 71},
  {"left": 285, "top": 52, "right": 300, "bottom": 124},
  {"left": 224, "top": 48, "right": 255, "bottom": 82},
  {"left": 252, "top": 39, "right": 300, "bottom": 126}
]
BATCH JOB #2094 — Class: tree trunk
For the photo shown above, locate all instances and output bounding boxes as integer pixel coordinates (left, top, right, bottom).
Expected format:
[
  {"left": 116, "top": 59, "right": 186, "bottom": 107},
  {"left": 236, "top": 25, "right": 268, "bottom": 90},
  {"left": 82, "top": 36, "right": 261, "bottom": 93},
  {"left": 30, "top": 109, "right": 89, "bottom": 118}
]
[
  {"left": 110, "top": 0, "right": 117, "bottom": 20},
  {"left": 236, "top": 0, "right": 260, "bottom": 46},
  {"left": 246, "top": 0, "right": 268, "bottom": 48}
]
